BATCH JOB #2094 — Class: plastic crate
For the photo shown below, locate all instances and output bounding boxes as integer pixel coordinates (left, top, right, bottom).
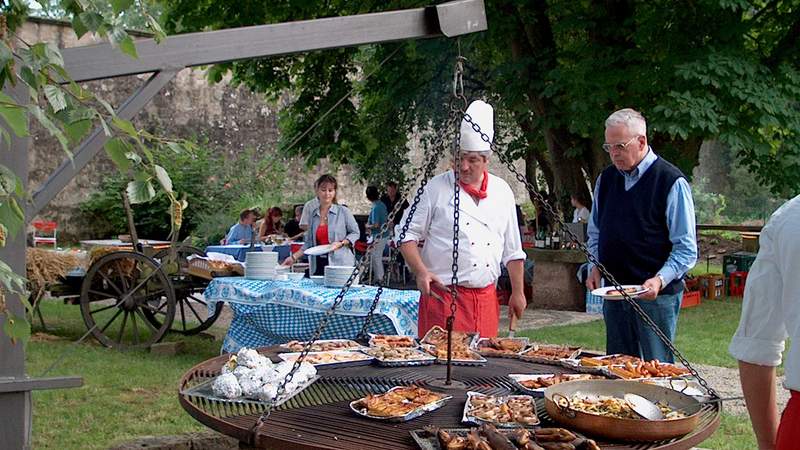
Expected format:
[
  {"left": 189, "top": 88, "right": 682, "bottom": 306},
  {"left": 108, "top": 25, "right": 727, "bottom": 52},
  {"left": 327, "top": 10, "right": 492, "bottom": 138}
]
[
  {"left": 586, "top": 290, "right": 603, "bottom": 315},
  {"left": 723, "top": 252, "right": 757, "bottom": 276},
  {"left": 698, "top": 274, "right": 725, "bottom": 300},
  {"left": 681, "top": 290, "right": 701, "bottom": 309}
]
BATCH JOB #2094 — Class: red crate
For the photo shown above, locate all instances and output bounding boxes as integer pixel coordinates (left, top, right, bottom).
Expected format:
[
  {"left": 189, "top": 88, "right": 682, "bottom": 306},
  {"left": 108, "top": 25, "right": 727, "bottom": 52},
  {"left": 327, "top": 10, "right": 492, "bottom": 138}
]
[
  {"left": 729, "top": 271, "right": 748, "bottom": 297},
  {"left": 681, "top": 290, "right": 701, "bottom": 309}
]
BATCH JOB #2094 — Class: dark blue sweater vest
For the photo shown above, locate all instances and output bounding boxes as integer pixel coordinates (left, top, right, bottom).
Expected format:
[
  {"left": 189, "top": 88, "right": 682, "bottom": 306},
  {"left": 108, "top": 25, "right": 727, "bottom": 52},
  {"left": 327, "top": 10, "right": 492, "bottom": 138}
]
[{"left": 597, "top": 157, "right": 686, "bottom": 295}]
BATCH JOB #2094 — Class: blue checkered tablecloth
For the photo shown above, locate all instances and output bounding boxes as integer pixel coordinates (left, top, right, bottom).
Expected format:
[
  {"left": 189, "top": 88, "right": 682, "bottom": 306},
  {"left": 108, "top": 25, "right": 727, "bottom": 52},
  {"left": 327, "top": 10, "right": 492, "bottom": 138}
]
[
  {"left": 205, "top": 244, "right": 291, "bottom": 262},
  {"left": 204, "top": 277, "right": 419, "bottom": 353}
]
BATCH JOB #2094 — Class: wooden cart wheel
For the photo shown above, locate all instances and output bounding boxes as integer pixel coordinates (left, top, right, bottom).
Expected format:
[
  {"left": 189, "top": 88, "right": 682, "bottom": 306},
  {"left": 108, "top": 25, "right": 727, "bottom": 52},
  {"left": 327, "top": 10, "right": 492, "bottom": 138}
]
[
  {"left": 80, "top": 251, "right": 176, "bottom": 350},
  {"left": 147, "top": 246, "right": 223, "bottom": 335}
]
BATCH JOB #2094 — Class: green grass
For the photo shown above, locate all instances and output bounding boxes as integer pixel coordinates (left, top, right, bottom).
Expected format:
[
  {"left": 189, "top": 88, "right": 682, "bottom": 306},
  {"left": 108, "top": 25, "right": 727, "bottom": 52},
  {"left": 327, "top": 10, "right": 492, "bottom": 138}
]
[
  {"left": 704, "top": 413, "right": 757, "bottom": 449},
  {"left": 26, "top": 301, "right": 221, "bottom": 449},
  {"left": 521, "top": 297, "right": 745, "bottom": 368}
]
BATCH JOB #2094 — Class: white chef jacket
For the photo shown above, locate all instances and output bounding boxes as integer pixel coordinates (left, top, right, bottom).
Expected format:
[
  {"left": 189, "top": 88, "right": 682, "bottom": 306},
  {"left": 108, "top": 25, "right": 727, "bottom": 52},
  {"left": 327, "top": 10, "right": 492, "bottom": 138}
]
[
  {"left": 729, "top": 194, "right": 800, "bottom": 391},
  {"left": 396, "top": 170, "right": 525, "bottom": 288}
]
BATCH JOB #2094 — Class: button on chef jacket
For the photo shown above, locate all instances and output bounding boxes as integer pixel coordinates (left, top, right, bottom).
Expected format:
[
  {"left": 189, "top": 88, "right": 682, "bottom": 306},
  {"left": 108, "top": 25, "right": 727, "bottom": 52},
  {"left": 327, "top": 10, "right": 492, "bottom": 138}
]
[{"left": 396, "top": 170, "right": 525, "bottom": 288}]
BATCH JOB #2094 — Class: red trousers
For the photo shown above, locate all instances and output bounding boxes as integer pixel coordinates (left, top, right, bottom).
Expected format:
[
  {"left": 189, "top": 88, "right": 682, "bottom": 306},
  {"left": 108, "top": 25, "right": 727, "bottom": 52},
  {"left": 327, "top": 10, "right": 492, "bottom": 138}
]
[
  {"left": 418, "top": 284, "right": 499, "bottom": 338},
  {"left": 777, "top": 390, "right": 800, "bottom": 450}
]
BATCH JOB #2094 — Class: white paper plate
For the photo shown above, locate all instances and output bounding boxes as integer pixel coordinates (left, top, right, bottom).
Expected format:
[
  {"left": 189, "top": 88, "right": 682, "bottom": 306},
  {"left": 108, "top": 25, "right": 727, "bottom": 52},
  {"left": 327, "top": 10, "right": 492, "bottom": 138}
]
[
  {"left": 591, "top": 285, "right": 649, "bottom": 300},
  {"left": 305, "top": 244, "right": 336, "bottom": 256}
]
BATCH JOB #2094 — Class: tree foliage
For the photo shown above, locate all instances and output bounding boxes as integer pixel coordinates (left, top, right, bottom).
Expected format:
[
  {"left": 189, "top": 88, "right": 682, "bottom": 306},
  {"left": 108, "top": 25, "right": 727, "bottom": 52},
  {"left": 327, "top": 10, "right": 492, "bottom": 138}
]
[{"left": 162, "top": 0, "right": 800, "bottom": 202}]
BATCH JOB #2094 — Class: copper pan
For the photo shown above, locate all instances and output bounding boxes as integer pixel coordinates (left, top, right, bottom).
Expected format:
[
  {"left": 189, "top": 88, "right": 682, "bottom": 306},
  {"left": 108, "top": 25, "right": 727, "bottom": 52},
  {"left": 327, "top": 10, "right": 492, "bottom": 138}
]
[{"left": 544, "top": 379, "right": 702, "bottom": 442}]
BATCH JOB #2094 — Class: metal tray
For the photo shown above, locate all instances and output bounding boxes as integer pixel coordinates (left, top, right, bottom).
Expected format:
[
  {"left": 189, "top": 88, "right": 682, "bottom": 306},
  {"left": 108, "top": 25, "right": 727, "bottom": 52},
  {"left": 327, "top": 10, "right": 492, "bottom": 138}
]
[
  {"left": 574, "top": 353, "right": 642, "bottom": 368},
  {"left": 181, "top": 374, "right": 319, "bottom": 408},
  {"left": 349, "top": 386, "right": 452, "bottom": 422},
  {"left": 277, "top": 350, "right": 374, "bottom": 368},
  {"left": 508, "top": 373, "right": 605, "bottom": 397},
  {"left": 410, "top": 427, "right": 592, "bottom": 450},
  {"left": 462, "top": 391, "right": 540, "bottom": 428},
  {"left": 279, "top": 339, "right": 364, "bottom": 353},
  {"left": 368, "top": 333, "right": 418, "bottom": 348},
  {"left": 365, "top": 348, "right": 437, "bottom": 367},
  {"left": 519, "top": 344, "right": 581, "bottom": 365},
  {"left": 420, "top": 344, "right": 487, "bottom": 366},
  {"left": 603, "top": 363, "right": 691, "bottom": 380},
  {"left": 475, "top": 337, "right": 529, "bottom": 358},
  {"left": 420, "top": 325, "right": 480, "bottom": 349},
  {"left": 560, "top": 358, "right": 609, "bottom": 375}
]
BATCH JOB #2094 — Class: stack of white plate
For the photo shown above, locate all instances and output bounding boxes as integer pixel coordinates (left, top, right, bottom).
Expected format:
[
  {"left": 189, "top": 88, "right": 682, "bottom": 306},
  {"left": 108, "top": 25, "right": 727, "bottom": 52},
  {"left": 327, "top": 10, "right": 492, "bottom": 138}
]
[
  {"left": 324, "top": 265, "right": 356, "bottom": 287},
  {"left": 245, "top": 252, "right": 279, "bottom": 280}
]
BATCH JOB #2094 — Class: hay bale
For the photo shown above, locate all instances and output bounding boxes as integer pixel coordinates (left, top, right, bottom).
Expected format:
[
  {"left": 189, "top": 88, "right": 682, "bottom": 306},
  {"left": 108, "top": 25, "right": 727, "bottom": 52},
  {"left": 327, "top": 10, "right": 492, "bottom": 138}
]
[{"left": 26, "top": 248, "right": 83, "bottom": 298}]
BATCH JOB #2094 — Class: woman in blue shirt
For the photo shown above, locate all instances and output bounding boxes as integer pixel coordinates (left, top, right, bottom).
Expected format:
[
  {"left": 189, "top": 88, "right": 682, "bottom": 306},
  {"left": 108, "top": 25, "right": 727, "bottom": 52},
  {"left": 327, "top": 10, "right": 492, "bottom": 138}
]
[{"left": 283, "top": 175, "right": 360, "bottom": 276}]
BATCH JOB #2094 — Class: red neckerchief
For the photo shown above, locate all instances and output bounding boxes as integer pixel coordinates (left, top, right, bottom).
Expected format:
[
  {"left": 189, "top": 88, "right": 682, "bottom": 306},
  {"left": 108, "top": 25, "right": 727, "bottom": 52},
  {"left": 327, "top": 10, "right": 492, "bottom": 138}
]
[{"left": 459, "top": 171, "right": 488, "bottom": 201}]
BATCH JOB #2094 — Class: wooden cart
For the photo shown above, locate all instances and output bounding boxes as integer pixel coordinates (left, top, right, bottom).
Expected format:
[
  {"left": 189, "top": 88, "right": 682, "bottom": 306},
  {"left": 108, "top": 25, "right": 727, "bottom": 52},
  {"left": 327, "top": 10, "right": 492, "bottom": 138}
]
[{"left": 43, "top": 243, "right": 224, "bottom": 350}]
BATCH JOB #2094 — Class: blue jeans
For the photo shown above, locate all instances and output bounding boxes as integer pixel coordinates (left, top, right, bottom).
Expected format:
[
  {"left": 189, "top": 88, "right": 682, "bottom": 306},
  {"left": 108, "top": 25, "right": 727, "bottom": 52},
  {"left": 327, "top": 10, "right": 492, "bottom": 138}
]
[{"left": 602, "top": 290, "right": 682, "bottom": 363}]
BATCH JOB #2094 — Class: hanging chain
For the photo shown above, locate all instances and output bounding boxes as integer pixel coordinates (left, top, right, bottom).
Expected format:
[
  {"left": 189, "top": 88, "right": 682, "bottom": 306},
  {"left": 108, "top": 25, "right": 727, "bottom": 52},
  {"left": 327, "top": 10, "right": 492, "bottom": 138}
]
[
  {"left": 446, "top": 52, "right": 468, "bottom": 382},
  {"left": 356, "top": 119, "right": 452, "bottom": 339},
  {"left": 250, "top": 227, "right": 374, "bottom": 437},
  {"left": 460, "top": 112, "right": 720, "bottom": 399}
]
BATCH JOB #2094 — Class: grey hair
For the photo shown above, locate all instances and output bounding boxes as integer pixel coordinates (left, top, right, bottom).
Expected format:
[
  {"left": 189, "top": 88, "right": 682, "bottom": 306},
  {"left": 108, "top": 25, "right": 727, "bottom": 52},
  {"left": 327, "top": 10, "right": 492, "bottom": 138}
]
[{"left": 605, "top": 108, "right": 647, "bottom": 137}]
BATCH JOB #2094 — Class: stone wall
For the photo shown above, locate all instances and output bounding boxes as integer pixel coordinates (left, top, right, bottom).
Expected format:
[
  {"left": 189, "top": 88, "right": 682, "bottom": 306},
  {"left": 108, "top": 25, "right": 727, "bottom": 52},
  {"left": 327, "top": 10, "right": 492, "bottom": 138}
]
[{"left": 22, "top": 17, "right": 530, "bottom": 242}]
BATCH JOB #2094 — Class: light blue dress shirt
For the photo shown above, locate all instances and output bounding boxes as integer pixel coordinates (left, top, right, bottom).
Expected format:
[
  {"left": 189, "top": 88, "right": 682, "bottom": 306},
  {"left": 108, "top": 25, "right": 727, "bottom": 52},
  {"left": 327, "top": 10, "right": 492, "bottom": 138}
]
[
  {"left": 226, "top": 223, "right": 254, "bottom": 244},
  {"left": 587, "top": 149, "right": 697, "bottom": 285}
]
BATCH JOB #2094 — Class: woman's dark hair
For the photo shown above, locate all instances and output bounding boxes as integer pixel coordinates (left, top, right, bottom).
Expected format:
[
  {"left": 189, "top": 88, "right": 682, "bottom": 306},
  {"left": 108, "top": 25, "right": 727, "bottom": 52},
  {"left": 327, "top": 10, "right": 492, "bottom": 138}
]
[
  {"left": 315, "top": 174, "right": 338, "bottom": 203},
  {"left": 239, "top": 208, "right": 255, "bottom": 221},
  {"left": 366, "top": 185, "right": 380, "bottom": 201},
  {"left": 263, "top": 206, "right": 283, "bottom": 235},
  {"left": 571, "top": 191, "right": 592, "bottom": 209}
]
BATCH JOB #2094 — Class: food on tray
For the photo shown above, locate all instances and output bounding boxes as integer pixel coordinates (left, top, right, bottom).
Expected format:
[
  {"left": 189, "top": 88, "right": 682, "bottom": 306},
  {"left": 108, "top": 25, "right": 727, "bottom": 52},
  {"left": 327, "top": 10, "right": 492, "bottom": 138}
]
[
  {"left": 282, "top": 339, "right": 361, "bottom": 352},
  {"left": 280, "top": 350, "right": 371, "bottom": 366},
  {"left": 367, "top": 346, "right": 433, "bottom": 361},
  {"left": 478, "top": 338, "right": 527, "bottom": 354},
  {"left": 580, "top": 354, "right": 642, "bottom": 367},
  {"left": 427, "top": 424, "right": 599, "bottom": 450},
  {"left": 520, "top": 344, "right": 580, "bottom": 361},
  {"left": 211, "top": 347, "right": 316, "bottom": 402},
  {"left": 422, "top": 325, "right": 476, "bottom": 347},
  {"left": 425, "top": 344, "right": 484, "bottom": 361},
  {"left": 559, "top": 393, "right": 687, "bottom": 420},
  {"left": 467, "top": 393, "right": 539, "bottom": 426},
  {"left": 608, "top": 360, "right": 690, "bottom": 379},
  {"left": 353, "top": 386, "right": 445, "bottom": 418},
  {"left": 517, "top": 374, "right": 604, "bottom": 390},
  {"left": 606, "top": 287, "right": 641, "bottom": 296},
  {"left": 370, "top": 334, "right": 417, "bottom": 348}
]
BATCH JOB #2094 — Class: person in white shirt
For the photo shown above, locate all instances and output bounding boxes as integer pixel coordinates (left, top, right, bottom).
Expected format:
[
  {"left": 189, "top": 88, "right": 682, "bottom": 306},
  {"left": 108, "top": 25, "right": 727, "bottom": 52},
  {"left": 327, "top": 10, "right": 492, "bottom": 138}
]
[
  {"left": 570, "top": 192, "right": 590, "bottom": 223},
  {"left": 729, "top": 195, "right": 800, "bottom": 450},
  {"left": 397, "top": 100, "right": 527, "bottom": 338}
]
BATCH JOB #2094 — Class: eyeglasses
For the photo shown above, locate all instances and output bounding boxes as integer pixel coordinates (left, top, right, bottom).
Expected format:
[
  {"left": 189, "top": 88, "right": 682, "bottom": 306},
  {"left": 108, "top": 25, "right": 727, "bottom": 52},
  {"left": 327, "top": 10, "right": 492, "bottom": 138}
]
[{"left": 602, "top": 136, "right": 639, "bottom": 153}]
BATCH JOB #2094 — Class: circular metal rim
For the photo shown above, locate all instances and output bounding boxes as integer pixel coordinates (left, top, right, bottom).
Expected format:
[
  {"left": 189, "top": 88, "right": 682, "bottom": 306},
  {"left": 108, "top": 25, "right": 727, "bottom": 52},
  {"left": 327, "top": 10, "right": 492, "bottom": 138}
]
[{"left": 178, "top": 347, "right": 721, "bottom": 450}]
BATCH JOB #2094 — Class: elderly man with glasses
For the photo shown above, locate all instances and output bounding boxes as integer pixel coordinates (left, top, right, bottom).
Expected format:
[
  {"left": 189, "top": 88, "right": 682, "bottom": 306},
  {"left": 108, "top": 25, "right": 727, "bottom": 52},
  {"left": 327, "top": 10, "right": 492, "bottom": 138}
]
[{"left": 585, "top": 108, "right": 697, "bottom": 363}]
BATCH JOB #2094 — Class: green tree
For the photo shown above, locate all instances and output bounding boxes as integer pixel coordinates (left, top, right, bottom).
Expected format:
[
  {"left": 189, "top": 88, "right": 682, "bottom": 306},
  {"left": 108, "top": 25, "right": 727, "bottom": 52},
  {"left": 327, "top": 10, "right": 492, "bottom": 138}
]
[{"left": 162, "top": 0, "right": 800, "bottom": 204}]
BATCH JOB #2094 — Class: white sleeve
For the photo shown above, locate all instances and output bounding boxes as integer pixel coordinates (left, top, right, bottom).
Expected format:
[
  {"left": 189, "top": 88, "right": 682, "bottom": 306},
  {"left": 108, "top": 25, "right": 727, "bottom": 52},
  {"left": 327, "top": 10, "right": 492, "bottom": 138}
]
[
  {"left": 502, "top": 191, "right": 526, "bottom": 265},
  {"left": 728, "top": 221, "right": 790, "bottom": 366},
  {"left": 396, "top": 182, "right": 433, "bottom": 244}
]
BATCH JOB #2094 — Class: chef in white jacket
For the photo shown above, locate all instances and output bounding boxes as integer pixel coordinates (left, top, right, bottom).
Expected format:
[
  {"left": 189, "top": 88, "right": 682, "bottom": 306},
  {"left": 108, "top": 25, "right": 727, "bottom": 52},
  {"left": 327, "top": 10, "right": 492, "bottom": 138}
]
[{"left": 398, "top": 100, "right": 527, "bottom": 337}]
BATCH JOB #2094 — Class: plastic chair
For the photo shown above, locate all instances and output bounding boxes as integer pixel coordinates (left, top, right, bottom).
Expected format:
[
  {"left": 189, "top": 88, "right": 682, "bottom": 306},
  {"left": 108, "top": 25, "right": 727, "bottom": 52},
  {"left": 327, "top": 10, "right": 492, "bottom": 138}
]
[{"left": 32, "top": 220, "right": 57, "bottom": 248}]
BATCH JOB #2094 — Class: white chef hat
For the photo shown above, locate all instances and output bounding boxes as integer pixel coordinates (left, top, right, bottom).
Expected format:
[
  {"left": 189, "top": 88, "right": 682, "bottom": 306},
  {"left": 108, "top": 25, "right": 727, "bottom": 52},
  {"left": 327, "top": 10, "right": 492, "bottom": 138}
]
[{"left": 460, "top": 100, "right": 494, "bottom": 155}]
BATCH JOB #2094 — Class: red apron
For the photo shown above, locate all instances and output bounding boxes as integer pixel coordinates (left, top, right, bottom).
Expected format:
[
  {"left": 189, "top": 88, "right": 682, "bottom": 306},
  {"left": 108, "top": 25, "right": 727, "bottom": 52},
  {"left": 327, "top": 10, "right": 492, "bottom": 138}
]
[
  {"left": 777, "top": 390, "right": 800, "bottom": 450},
  {"left": 418, "top": 284, "right": 499, "bottom": 338}
]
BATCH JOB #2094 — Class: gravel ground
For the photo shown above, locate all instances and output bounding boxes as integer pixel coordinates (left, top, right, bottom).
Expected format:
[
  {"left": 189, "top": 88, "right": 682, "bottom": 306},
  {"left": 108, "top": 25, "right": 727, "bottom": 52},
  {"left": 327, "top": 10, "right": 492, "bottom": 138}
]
[{"left": 695, "top": 363, "right": 788, "bottom": 417}]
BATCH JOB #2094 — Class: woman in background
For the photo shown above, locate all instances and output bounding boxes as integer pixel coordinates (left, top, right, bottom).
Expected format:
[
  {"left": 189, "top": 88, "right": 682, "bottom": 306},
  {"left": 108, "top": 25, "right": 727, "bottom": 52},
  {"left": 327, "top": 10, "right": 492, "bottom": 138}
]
[
  {"left": 571, "top": 192, "right": 591, "bottom": 223},
  {"left": 259, "top": 206, "right": 284, "bottom": 241},
  {"left": 282, "top": 175, "right": 359, "bottom": 275}
]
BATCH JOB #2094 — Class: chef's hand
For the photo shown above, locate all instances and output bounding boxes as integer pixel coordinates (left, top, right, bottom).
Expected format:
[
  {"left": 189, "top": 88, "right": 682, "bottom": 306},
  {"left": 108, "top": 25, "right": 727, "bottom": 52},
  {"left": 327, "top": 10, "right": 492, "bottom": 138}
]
[
  {"left": 282, "top": 255, "right": 296, "bottom": 266},
  {"left": 639, "top": 276, "right": 662, "bottom": 301},
  {"left": 586, "top": 266, "right": 601, "bottom": 291},
  {"left": 508, "top": 291, "right": 526, "bottom": 321},
  {"left": 416, "top": 270, "right": 446, "bottom": 299},
  {"left": 330, "top": 240, "right": 346, "bottom": 251}
]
